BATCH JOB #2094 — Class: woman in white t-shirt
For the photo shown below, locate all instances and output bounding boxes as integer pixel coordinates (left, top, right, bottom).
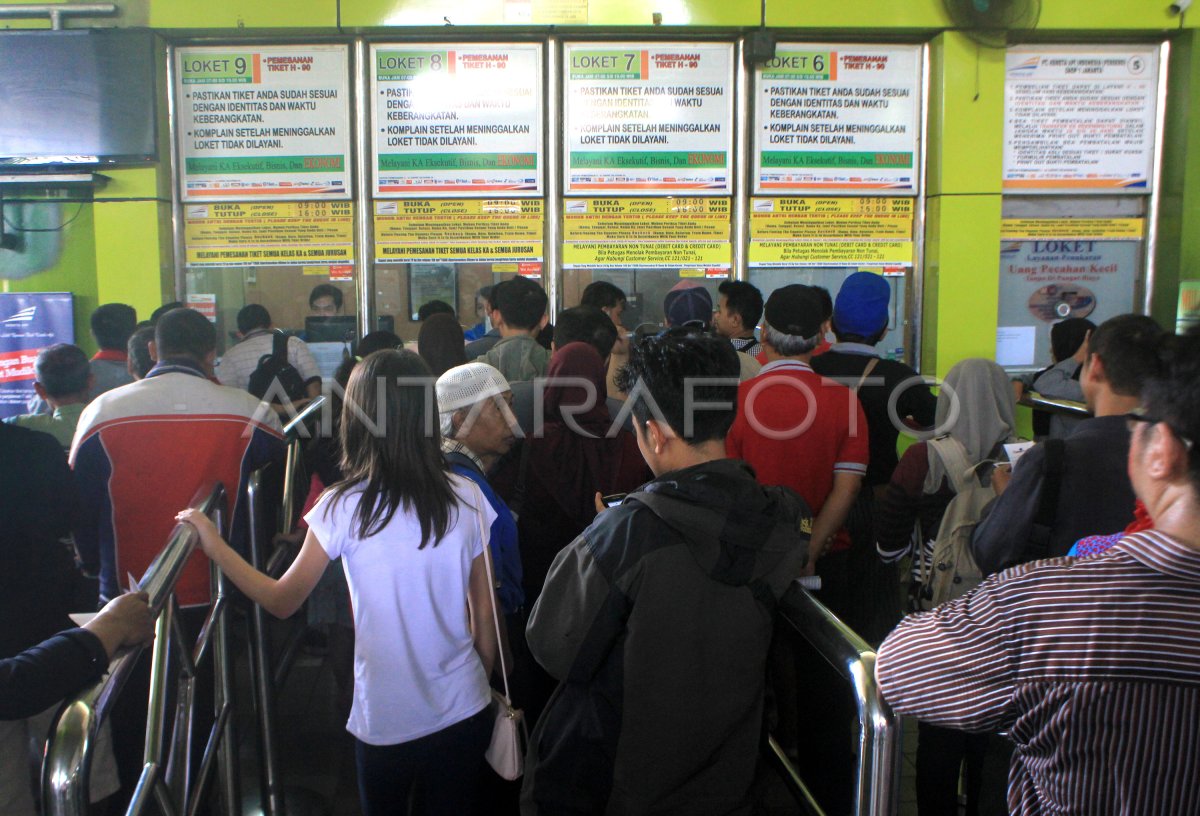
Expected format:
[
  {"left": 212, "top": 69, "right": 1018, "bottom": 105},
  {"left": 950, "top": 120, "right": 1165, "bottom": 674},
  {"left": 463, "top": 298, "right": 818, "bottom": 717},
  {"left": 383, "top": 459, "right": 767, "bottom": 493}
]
[{"left": 178, "top": 349, "right": 498, "bottom": 815}]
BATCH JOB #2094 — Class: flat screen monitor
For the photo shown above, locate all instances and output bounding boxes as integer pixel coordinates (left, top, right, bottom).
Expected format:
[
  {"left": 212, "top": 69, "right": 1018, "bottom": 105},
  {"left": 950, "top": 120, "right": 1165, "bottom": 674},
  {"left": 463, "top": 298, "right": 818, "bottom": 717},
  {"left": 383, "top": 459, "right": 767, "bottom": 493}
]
[
  {"left": 305, "top": 316, "right": 357, "bottom": 343},
  {"left": 0, "top": 30, "right": 157, "bottom": 167}
]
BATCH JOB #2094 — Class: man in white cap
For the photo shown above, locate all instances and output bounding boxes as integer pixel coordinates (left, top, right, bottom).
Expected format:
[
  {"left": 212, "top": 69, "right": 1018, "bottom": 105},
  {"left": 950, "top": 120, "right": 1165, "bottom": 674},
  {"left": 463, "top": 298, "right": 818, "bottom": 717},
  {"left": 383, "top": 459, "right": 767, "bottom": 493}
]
[{"left": 436, "top": 363, "right": 524, "bottom": 618}]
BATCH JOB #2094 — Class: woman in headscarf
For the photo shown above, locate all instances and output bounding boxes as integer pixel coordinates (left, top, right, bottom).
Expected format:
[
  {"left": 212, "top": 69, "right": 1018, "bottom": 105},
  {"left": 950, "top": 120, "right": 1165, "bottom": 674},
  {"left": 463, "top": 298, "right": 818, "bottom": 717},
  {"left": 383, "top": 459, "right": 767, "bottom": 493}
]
[
  {"left": 490, "top": 341, "right": 650, "bottom": 725},
  {"left": 874, "top": 357, "right": 1017, "bottom": 816},
  {"left": 417, "top": 312, "right": 467, "bottom": 377}
]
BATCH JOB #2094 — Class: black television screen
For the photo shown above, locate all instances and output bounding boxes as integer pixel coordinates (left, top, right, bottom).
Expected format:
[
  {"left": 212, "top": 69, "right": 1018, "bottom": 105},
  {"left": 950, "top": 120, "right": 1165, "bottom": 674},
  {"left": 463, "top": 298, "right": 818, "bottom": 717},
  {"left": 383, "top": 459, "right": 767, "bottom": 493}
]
[{"left": 0, "top": 29, "right": 157, "bottom": 167}]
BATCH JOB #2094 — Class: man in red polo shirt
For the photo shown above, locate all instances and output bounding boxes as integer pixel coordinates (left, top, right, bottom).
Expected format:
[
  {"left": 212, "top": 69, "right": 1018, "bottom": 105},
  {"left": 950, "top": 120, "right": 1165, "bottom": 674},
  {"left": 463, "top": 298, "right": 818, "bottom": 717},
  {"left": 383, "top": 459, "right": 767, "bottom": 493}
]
[
  {"left": 726, "top": 283, "right": 868, "bottom": 814},
  {"left": 727, "top": 284, "right": 867, "bottom": 576}
]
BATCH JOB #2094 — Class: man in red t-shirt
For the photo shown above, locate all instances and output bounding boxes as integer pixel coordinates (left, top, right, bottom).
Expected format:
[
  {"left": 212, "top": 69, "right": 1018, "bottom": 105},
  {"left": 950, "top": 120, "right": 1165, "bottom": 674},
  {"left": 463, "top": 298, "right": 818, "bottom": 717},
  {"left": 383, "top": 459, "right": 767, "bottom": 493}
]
[
  {"left": 727, "top": 283, "right": 868, "bottom": 576},
  {"left": 727, "top": 284, "right": 868, "bottom": 812}
]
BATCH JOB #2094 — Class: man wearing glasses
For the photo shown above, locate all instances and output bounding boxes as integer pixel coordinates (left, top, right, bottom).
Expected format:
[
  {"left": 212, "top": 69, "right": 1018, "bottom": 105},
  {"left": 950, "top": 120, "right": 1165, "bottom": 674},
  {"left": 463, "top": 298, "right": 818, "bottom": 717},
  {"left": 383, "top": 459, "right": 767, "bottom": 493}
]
[{"left": 876, "top": 329, "right": 1200, "bottom": 815}]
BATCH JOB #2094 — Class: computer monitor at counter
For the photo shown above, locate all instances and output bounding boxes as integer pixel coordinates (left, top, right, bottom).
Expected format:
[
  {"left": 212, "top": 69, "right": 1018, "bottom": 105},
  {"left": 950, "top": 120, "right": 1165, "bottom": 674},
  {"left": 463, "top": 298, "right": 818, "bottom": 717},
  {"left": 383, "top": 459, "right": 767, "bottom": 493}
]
[
  {"left": 305, "top": 316, "right": 357, "bottom": 343},
  {"left": 303, "top": 315, "right": 396, "bottom": 343}
]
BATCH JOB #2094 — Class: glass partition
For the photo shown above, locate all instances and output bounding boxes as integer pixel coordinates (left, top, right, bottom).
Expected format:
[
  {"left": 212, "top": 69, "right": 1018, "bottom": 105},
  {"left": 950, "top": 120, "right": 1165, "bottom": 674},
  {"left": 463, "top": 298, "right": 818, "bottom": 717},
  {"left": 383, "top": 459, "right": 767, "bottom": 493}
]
[{"left": 749, "top": 267, "right": 910, "bottom": 360}]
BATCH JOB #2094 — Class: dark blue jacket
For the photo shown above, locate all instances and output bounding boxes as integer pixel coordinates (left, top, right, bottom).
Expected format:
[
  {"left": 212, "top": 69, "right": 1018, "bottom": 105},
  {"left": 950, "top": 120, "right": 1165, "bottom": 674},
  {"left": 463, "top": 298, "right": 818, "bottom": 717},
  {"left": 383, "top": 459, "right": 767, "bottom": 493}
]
[{"left": 447, "top": 454, "right": 525, "bottom": 615}]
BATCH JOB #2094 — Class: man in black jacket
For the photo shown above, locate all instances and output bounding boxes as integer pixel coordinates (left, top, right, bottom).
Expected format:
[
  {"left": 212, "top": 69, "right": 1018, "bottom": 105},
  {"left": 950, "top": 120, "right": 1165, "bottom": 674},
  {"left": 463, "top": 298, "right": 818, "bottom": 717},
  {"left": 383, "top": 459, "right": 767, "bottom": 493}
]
[
  {"left": 0, "top": 592, "right": 154, "bottom": 721},
  {"left": 521, "top": 333, "right": 811, "bottom": 815},
  {"left": 971, "top": 313, "right": 1164, "bottom": 575}
]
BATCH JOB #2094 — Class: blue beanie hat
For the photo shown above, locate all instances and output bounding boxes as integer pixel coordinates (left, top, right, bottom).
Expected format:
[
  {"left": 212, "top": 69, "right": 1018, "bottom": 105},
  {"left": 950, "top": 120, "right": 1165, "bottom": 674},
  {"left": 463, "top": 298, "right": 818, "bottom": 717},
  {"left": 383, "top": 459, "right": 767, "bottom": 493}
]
[{"left": 833, "top": 272, "right": 891, "bottom": 338}]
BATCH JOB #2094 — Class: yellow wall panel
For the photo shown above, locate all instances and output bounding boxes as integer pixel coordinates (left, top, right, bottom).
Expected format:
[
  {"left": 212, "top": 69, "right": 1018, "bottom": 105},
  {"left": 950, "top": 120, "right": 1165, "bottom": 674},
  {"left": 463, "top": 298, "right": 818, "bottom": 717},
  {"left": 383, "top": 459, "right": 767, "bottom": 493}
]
[
  {"left": 768, "top": 0, "right": 947, "bottom": 29},
  {"left": 1, "top": 205, "right": 99, "bottom": 353},
  {"left": 926, "top": 31, "right": 1004, "bottom": 197},
  {"left": 148, "top": 0, "right": 336, "bottom": 29},
  {"left": 922, "top": 194, "right": 1003, "bottom": 377},
  {"left": 93, "top": 201, "right": 172, "bottom": 321},
  {"left": 341, "top": 0, "right": 757, "bottom": 27}
]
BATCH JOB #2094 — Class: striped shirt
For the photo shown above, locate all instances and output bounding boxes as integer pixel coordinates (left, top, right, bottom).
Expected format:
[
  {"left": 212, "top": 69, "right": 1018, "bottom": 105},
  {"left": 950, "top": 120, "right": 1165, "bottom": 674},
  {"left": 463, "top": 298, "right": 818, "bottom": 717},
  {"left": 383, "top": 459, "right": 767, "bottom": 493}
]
[{"left": 877, "top": 530, "right": 1200, "bottom": 815}]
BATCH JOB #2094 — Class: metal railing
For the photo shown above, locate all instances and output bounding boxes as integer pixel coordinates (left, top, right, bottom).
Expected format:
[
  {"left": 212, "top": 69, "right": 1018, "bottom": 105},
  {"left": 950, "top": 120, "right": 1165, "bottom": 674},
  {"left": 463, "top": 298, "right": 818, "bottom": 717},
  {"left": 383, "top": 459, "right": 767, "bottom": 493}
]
[
  {"left": 43, "top": 484, "right": 240, "bottom": 816},
  {"left": 769, "top": 584, "right": 902, "bottom": 816},
  {"left": 279, "top": 396, "right": 326, "bottom": 535},
  {"left": 1020, "top": 393, "right": 1091, "bottom": 418},
  {"left": 244, "top": 468, "right": 285, "bottom": 816}
]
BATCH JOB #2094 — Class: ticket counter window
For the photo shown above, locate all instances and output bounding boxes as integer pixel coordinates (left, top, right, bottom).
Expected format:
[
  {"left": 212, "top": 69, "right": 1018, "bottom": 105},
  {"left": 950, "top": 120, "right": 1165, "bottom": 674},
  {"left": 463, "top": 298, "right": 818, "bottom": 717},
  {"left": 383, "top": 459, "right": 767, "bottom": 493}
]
[
  {"left": 373, "top": 262, "right": 539, "bottom": 345},
  {"left": 184, "top": 267, "right": 358, "bottom": 360},
  {"left": 996, "top": 196, "right": 1146, "bottom": 374},
  {"left": 561, "top": 269, "right": 728, "bottom": 336},
  {"left": 749, "top": 267, "right": 910, "bottom": 361}
]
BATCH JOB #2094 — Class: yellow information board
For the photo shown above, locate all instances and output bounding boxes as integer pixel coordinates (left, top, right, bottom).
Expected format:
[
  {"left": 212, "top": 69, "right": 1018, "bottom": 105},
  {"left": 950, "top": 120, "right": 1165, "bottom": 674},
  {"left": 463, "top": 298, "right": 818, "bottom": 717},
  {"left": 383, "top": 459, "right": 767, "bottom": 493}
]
[
  {"left": 563, "top": 241, "right": 731, "bottom": 268},
  {"left": 748, "top": 196, "right": 914, "bottom": 267},
  {"left": 999, "top": 218, "right": 1145, "bottom": 241},
  {"left": 750, "top": 241, "right": 914, "bottom": 267},
  {"left": 750, "top": 197, "right": 913, "bottom": 241},
  {"left": 374, "top": 199, "right": 543, "bottom": 263},
  {"left": 184, "top": 201, "right": 354, "bottom": 267},
  {"left": 563, "top": 198, "right": 731, "bottom": 242}
]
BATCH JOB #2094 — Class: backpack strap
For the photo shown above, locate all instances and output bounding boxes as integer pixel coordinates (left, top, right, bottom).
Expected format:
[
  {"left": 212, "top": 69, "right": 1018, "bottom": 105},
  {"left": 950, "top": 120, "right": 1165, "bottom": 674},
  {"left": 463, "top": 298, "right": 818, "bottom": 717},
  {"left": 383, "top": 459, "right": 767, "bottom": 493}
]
[
  {"left": 852, "top": 357, "right": 880, "bottom": 394},
  {"left": 927, "top": 436, "right": 978, "bottom": 495},
  {"left": 271, "top": 329, "right": 289, "bottom": 363},
  {"left": 505, "top": 439, "right": 533, "bottom": 522},
  {"left": 1027, "top": 438, "right": 1065, "bottom": 560}
]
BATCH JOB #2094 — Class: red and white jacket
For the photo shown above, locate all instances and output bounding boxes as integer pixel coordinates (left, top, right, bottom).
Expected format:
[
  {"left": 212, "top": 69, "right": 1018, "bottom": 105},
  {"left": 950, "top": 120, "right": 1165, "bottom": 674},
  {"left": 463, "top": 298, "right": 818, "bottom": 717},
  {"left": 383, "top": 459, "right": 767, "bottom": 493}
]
[{"left": 70, "top": 359, "right": 285, "bottom": 606}]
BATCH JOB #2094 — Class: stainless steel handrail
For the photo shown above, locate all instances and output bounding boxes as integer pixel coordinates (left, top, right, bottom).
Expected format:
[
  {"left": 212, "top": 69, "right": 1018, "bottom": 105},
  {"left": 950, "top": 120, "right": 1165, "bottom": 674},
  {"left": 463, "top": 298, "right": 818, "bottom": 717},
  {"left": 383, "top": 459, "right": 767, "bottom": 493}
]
[
  {"left": 1020, "top": 393, "right": 1091, "bottom": 418},
  {"left": 0, "top": 4, "right": 117, "bottom": 29},
  {"left": 281, "top": 395, "right": 327, "bottom": 440},
  {"left": 42, "top": 484, "right": 240, "bottom": 816},
  {"left": 246, "top": 468, "right": 285, "bottom": 816},
  {"left": 772, "top": 584, "right": 902, "bottom": 816},
  {"left": 279, "top": 395, "right": 326, "bottom": 534}
]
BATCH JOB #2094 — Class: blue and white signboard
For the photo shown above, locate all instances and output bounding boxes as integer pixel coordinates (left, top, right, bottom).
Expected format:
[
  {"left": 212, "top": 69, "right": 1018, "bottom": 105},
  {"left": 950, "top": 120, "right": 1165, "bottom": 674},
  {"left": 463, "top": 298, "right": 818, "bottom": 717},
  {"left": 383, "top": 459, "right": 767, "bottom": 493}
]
[{"left": 0, "top": 293, "right": 74, "bottom": 419}]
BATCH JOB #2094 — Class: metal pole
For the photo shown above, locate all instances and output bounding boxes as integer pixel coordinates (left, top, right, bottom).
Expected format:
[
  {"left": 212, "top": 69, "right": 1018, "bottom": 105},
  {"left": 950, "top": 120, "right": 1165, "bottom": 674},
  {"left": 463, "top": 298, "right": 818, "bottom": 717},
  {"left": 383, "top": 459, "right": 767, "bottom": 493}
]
[
  {"left": 778, "top": 586, "right": 902, "bottom": 816},
  {"left": 0, "top": 4, "right": 117, "bottom": 28},
  {"left": 545, "top": 37, "right": 562, "bottom": 317},
  {"left": 43, "top": 485, "right": 227, "bottom": 816},
  {"left": 732, "top": 38, "right": 750, "bottom": 282},
  {"left": 211, "top": 506, "right": 241, "bottom": 816},
  {"left": 354, "top": 39, "right": 375, "bottom": 338},
  {"left": 1143, "top": 41, "right": 1170, "bottom": 316},
  {"left": 247, "top": 469, "right": 285, "bottom": 815},
  {"left": 167, "top": 46, "right": 188, "bottom": 302},
  {"left": 911, "top": 43, "right": 932, "bottom": 372}
]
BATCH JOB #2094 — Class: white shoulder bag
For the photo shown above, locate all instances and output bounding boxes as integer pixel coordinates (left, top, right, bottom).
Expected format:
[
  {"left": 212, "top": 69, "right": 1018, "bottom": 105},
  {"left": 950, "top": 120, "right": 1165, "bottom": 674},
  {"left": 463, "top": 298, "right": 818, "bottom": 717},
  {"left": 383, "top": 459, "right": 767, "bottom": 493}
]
[{"left": 472, "top": 485, "right": 528, "bottom": 780}]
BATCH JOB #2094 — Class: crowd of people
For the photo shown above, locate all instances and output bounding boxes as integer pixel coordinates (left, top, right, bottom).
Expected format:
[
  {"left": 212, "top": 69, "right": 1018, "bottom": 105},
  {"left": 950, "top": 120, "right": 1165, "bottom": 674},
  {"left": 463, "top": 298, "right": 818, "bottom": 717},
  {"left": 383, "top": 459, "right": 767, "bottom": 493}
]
[{"left": 2, "top": 272, "right": 1199, "bottom": 816}]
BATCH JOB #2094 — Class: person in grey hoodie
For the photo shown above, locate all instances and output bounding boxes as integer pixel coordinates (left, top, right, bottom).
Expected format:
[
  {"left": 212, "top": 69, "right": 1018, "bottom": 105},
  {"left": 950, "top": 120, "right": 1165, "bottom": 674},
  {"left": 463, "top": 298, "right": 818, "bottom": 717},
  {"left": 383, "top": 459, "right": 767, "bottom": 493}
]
[{"left": 521, "top": 332, "right": 811, "bottom": 816}]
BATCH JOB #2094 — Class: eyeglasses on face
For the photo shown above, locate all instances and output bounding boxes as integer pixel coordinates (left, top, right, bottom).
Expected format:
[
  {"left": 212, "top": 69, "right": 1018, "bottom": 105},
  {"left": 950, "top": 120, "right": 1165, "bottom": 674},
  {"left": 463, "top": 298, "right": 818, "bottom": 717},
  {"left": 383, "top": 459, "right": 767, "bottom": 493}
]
[{"left": 1125, "top": 409, "right": 1195, "bottom": 453}]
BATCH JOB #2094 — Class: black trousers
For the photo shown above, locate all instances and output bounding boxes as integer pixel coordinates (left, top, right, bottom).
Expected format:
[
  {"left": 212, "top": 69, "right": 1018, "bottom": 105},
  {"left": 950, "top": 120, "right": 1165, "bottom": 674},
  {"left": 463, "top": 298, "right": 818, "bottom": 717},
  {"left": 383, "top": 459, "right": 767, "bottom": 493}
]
[
  {"left": 916, "top": 721, "right": 987, "bottom": 816},
  {"left": 355, "top": 705, "right": 492, "bottom": 816}
]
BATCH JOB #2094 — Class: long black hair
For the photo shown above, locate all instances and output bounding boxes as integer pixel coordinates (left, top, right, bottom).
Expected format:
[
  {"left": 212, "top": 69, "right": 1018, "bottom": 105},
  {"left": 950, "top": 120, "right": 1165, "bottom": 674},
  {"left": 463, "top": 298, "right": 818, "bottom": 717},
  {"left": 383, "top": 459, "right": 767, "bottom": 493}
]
[{"left": 326, "top": 349, "right": 456, "bottom": 547}]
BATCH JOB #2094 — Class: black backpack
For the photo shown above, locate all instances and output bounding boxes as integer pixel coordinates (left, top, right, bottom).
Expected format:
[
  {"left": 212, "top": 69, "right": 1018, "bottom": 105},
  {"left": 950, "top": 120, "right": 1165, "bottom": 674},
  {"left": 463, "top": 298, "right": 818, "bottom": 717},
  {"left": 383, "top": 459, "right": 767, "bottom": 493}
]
[{"left": 247, "top": 331, "right": 308, "bottom": 403}]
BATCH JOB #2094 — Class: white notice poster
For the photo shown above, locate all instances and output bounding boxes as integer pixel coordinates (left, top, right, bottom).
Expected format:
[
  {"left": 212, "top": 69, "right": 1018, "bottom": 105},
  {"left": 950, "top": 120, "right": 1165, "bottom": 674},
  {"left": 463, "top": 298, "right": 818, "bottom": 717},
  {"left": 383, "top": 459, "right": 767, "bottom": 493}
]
[
  {"left": 1003, "top": 45, "right": 1159, "bottom": 193},
  {"left": 371, "top": 44, "right": 543, "bottom": 197},
  {"left": 176, "top": 45, "right": 351, "bottom": 202},
  {"left": 564, "top": 43, "right": 734, "bottom": 195},
  {"left": 753, "top": 44, "right": 922, "bottom": 195}
]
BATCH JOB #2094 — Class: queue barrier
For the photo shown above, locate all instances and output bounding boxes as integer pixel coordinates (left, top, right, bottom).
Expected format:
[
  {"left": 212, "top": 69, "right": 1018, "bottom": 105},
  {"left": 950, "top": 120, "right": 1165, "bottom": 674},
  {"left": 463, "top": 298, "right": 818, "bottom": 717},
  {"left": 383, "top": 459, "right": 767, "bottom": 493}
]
[
  {"left": 244, "top": 394, "right": 329, "bottom": 816},
  {"left": 1019, "top": 393, "right": 1090, "bottom": 418},
  {"left": 42, "top": 396, "right": 328, "bottom": 816},
  {"left": 42, "top": 484, "right": 241, "bottom": 816},
  {"left": 768, "top": 583, "right": 903, "bottom": 816}
]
